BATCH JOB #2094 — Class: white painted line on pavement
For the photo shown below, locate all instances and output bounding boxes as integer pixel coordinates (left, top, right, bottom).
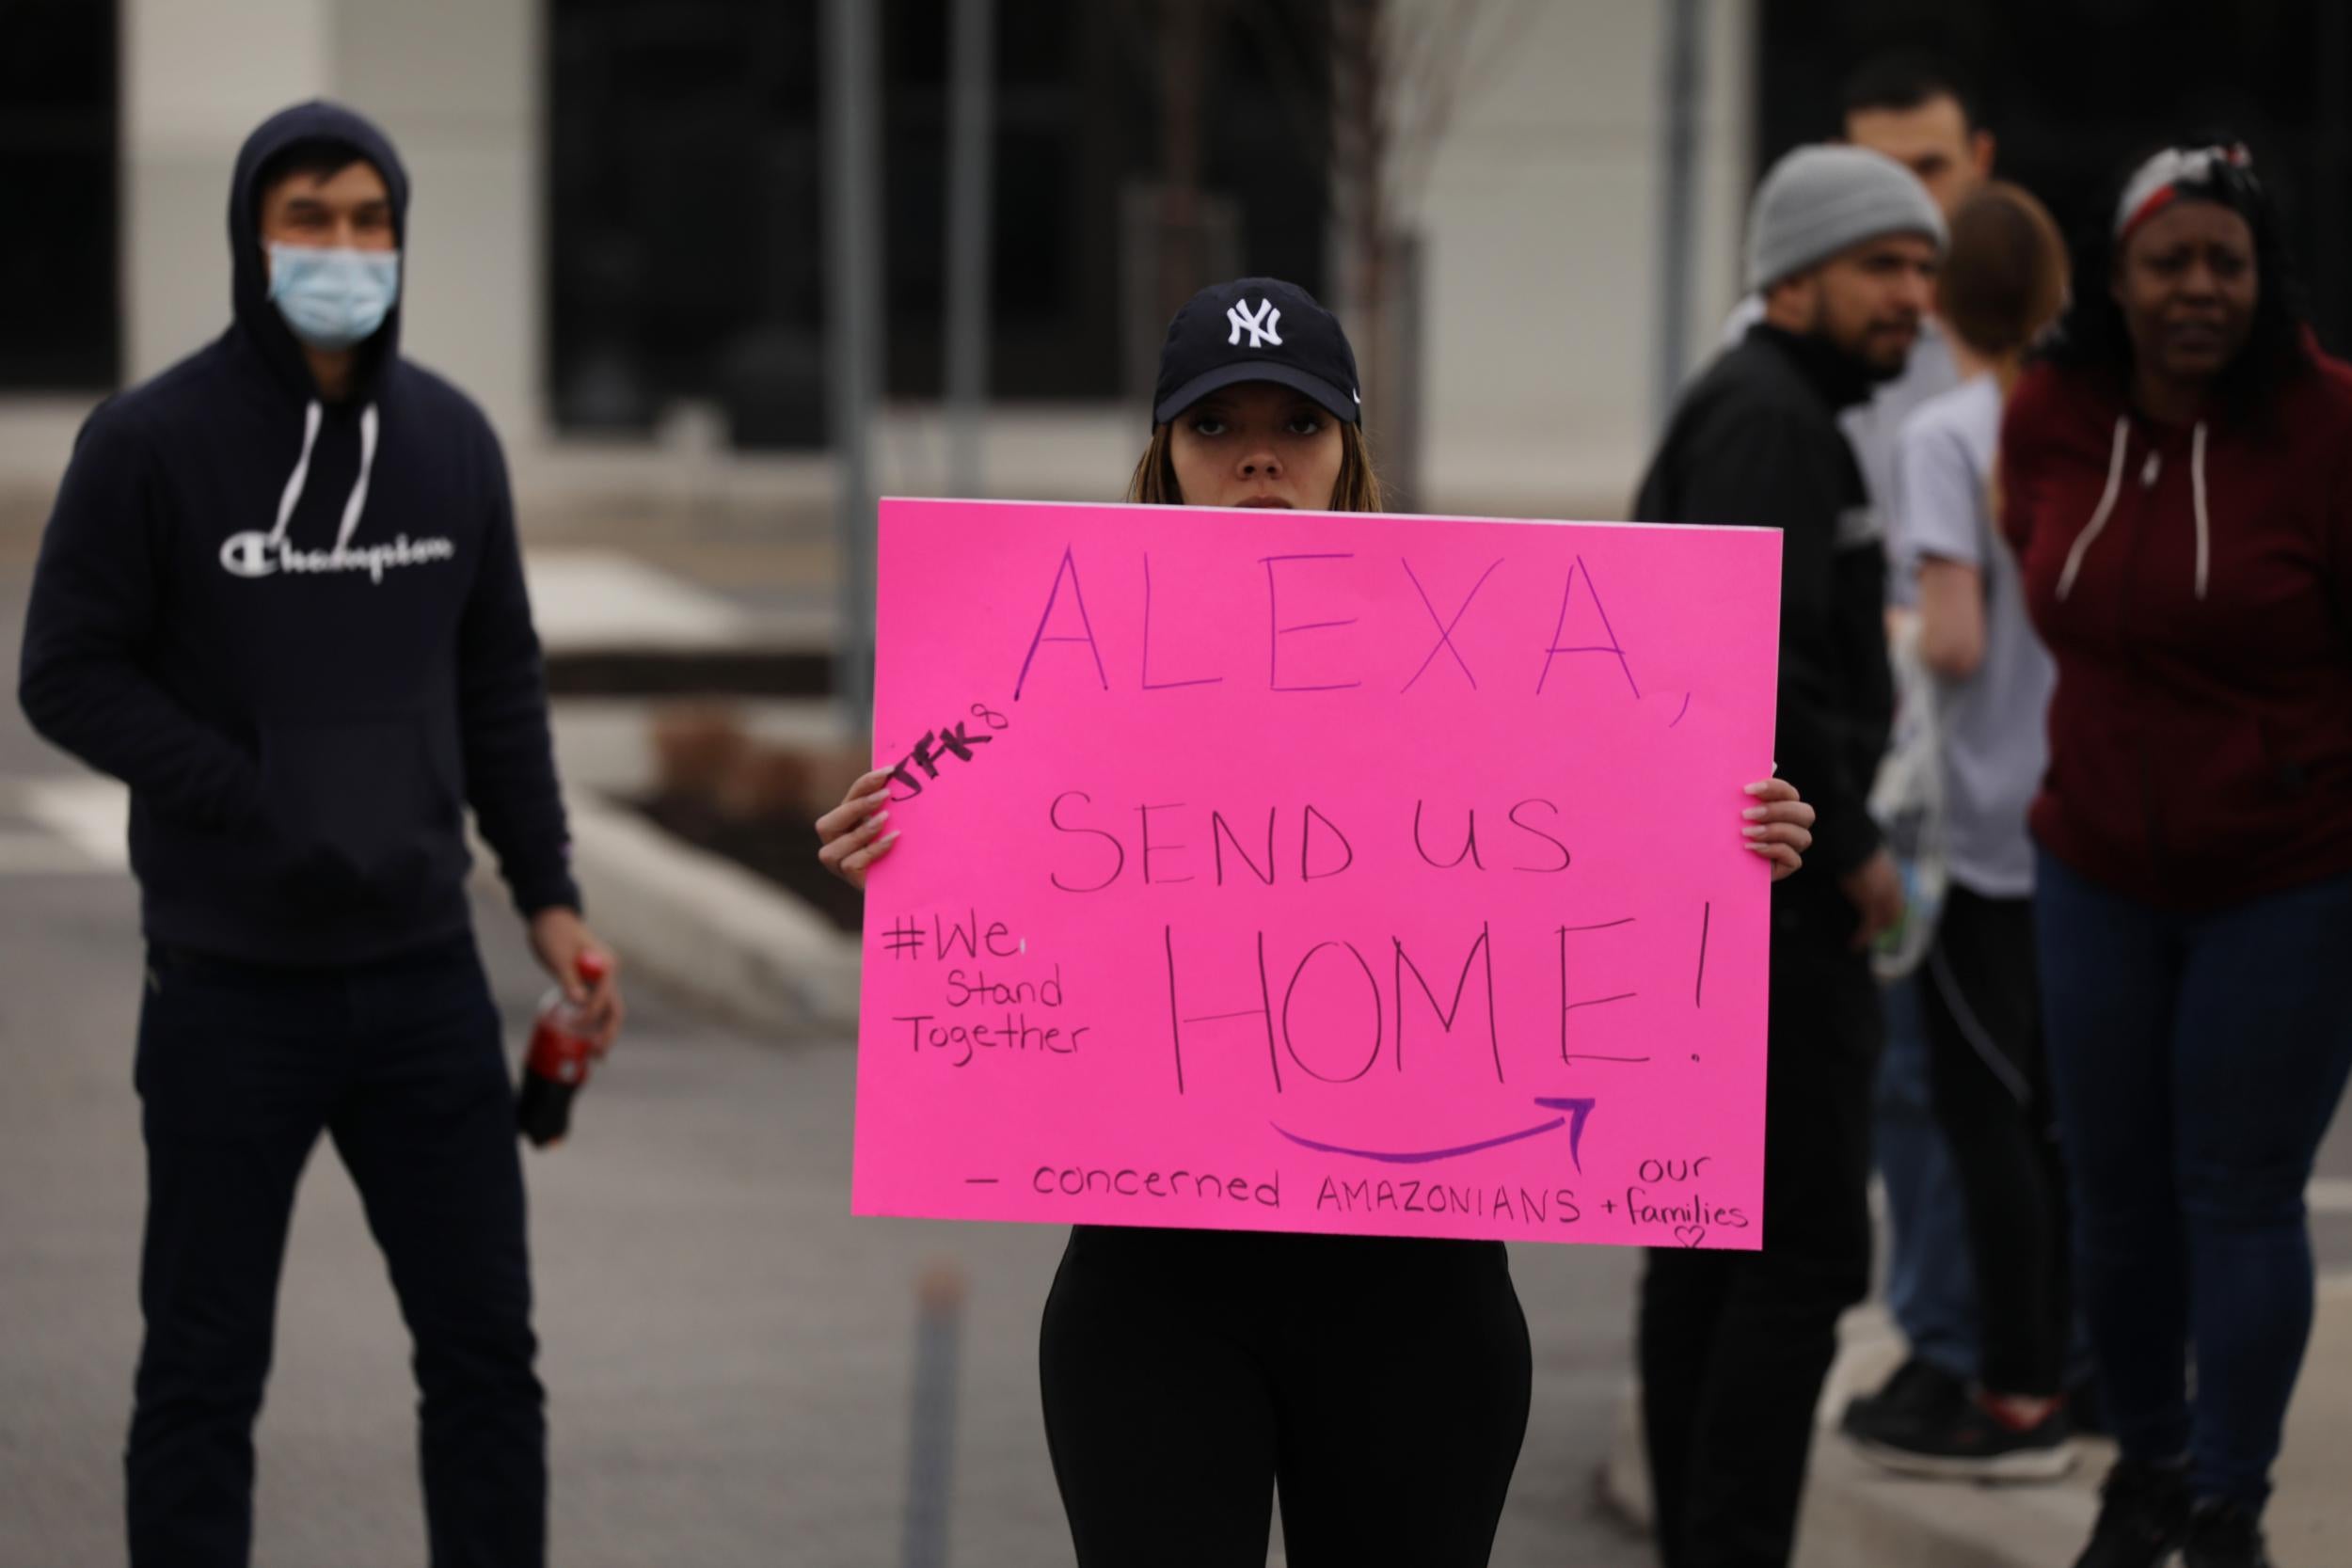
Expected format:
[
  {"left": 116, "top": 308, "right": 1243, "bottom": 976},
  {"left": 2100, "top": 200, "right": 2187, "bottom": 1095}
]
[
  {"left": 522, "top": 548, "right": 757, "bottom": 653},
  {"left": 16, "top": 776, "right": 130, "bottom": 869},
  {"left": 0, "top": 829, "right": 113, "bottom": 875}
]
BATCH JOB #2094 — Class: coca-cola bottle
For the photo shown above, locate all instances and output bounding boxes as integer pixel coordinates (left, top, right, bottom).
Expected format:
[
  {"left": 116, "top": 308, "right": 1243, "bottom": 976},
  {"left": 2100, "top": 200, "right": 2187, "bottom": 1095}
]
[{"left": 517, "top": 951, "right": 612, "bottom": 1148}]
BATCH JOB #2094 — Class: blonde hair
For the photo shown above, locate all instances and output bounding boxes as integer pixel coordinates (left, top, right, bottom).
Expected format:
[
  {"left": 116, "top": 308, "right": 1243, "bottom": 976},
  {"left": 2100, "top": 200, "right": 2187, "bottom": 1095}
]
[{"left": 1125, "top": 419, "right": 1384, "bottom": 512}]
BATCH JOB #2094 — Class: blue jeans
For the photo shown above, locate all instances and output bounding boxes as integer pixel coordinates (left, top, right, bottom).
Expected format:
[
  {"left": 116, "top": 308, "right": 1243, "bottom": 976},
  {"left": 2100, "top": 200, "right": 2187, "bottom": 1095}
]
[
  {"left": 1876, "top": 974, "right": 1979, "bottom": 1379},
  {"left": 2037, "top": 852, "right": 2352, "bottom": 1509}
]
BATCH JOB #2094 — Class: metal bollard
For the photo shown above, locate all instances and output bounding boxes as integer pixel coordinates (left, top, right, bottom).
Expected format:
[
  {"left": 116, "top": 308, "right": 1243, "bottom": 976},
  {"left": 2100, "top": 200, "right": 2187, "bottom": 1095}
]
[{"left": 899, "top": 1262, "right": 967, "bottom": 1568}]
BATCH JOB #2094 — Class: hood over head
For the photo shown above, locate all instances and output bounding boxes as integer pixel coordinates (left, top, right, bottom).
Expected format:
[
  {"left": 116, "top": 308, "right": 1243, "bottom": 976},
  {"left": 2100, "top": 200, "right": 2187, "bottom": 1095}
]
[{"left": 229, "top": 100, "right": 410, "bottom": 401}]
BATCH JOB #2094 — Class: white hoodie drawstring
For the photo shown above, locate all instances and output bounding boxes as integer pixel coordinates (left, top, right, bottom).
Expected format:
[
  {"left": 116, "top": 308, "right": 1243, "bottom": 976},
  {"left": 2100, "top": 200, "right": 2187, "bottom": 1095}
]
[
  {"left": 2056, "top": 415, "right": 2130, "bottom": 602},
  {"left": 2190, "top": 420, "right": 2211, "bottom": 601},
  {"left": 270, "top": 400, "right": 325, "bottom": 545},
  {"left": 271, "top": 397, "right": 378, "bottom": 553},
  {"left": 335, "top": 404, "right": 380, "bottom": 552}
]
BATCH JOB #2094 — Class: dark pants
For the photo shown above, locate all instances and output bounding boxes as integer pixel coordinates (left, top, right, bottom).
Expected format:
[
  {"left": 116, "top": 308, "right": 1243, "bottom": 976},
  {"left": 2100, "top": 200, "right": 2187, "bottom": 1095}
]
[
  {"left": 2037, "top": 852, "right": 2352, "bottom": 1510},
  {"left": 1641, "top": 875, "right": 1880, "bottom": 1568},
  {"left": 1874, "top": 975, "right": 1980, "bottom": 1378},
  {"left": 126, "top": 936, "right": 545, "bottom": 1568},
  {"left": 1919, "top": 886, "right": 2071, "bottom": 1397},
  {"left": 1040, "top": 1227, "right": 1532, "bottom": 1566}
]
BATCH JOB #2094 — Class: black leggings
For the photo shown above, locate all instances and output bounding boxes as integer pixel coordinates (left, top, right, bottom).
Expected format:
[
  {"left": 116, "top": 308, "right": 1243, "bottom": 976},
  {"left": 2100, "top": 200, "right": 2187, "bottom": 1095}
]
[
  {"left": 1039, "top": 1226, "right": 1532, "bottom": 1567},
  {"left": 1918, "top": 885, "right": 2072, "bottom": 1396}
]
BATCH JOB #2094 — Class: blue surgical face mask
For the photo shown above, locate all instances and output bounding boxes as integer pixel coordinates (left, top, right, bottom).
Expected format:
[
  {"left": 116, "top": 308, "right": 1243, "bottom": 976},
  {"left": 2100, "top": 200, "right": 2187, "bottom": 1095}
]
[{"left": 266, "top": 243, "right": 400, "bottom": 351}]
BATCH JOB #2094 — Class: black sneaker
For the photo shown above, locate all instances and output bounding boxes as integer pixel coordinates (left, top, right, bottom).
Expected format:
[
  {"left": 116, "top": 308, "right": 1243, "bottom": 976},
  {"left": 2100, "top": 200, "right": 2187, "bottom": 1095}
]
[
  {"left": 1848, "top": 1391, "right": 2077, "bottom": 1482},
  {"left": 1840, "top": 1356, "right": 1968, "bottom": 1448},
  {"left": 2184, "top": 1501, "right": 2273, "bottom": 1568},
  {"left": 2073, "top": 1460, "right": 2192, "bottom": 1568}
]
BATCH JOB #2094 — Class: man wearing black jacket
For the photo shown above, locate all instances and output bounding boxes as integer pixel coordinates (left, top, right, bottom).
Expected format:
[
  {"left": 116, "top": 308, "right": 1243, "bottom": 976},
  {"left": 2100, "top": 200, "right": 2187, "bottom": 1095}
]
[
  {"left": 20, "top": 102, "right": 620, "bottom": 1567},
  {"left": 1629, "top": 144, "right": 1943, "bottom": 1568}
]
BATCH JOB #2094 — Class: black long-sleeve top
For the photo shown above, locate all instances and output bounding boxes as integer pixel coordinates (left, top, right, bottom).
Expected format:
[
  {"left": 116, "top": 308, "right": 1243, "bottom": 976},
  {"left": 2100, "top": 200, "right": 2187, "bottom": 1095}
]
[{"left": 1631, "top": 323, "right": 1893, "bottom": 878}]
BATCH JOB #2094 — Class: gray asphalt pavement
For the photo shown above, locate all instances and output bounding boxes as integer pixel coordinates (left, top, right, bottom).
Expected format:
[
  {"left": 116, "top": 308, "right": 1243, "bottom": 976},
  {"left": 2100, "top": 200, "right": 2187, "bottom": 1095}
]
[{"left": 0, "top": 557, "right": 1651, "bottom": 1568}]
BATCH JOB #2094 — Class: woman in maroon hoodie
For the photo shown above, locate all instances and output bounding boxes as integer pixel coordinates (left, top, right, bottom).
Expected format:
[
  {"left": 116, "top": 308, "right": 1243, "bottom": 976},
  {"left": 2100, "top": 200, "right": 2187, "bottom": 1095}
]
[{"left": 2003, "top": 138, "right": 2352, "bottom": 1568}]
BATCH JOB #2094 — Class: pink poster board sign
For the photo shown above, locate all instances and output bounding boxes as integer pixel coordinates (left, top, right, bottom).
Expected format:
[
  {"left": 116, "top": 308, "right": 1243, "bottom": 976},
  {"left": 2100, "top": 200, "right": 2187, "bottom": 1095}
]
[{"left": 852, "top": 498, "right": 1783, "bottom": 1249}]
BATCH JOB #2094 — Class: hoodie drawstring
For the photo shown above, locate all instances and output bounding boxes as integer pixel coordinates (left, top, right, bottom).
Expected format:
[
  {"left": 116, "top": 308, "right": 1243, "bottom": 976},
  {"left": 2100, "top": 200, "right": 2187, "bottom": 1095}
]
[
  {"left": 335, "top": 404, "right": 380, "bottom": 553},
  {"left": 2055, "top": 413, "right": 2216, "bottom": 605},
  {"left": 270, "top": 400, "right": 324, "bottom": 545},
  {"left": 272, "top": 397, "right": 378, "bottom": 552},
  {"left": 2056, "top": 415, "right": 2130, "bottom": 602},
  {"left": 2190, "top": 420, "right": 2211, "bottom": 601}
]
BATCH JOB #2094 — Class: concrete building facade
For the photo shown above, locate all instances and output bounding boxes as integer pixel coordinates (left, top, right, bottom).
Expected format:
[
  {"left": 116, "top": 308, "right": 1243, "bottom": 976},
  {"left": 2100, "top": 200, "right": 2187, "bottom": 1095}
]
[{"left": 1, "top": 0, "right": 1756, "bottom": 525}]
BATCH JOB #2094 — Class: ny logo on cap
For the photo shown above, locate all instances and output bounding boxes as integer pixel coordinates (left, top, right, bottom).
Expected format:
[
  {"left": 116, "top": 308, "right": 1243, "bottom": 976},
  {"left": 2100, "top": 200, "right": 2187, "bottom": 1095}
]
[{"left": 1226, "top": 298, "right": 1282, "bottom": 349}]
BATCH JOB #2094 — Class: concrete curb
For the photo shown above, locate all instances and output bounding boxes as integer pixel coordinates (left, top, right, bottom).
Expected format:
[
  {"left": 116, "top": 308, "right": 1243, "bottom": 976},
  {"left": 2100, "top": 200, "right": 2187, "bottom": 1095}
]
[
  {"left": 4, "top": 763, "right": 861, "bottom": 1037},
  {"left": 545, "top": 789, "right": 861, "bottom": 1037}
]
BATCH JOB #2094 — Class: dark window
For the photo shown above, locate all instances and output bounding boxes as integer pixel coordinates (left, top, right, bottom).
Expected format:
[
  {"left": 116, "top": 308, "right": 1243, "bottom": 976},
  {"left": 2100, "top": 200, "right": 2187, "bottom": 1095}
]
[
  {"left": 1757, "top": 1, "right": 2351, "bottom": 356},
  {"left": 0, "top": 0, "right": 119, "bottom": 391},
  {"left": 548, "top": 0, "right": 1333, "bottom": 446}
]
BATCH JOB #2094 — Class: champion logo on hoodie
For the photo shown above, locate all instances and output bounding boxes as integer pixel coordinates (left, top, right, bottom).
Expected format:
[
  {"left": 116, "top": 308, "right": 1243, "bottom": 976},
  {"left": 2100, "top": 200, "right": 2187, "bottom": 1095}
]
[
  {"left": 218, "top": 529, "right": 457, "bottom": 583},
  {"left": 216, "top": 399, "right": 457, "bottom": 583}
]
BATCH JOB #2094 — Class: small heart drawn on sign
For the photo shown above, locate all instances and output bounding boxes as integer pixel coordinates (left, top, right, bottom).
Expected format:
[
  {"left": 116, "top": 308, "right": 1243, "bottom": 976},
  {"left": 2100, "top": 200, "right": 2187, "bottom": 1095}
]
[{"left": 1673, "top": 1225, "right": 1707, "bottom": 1249}]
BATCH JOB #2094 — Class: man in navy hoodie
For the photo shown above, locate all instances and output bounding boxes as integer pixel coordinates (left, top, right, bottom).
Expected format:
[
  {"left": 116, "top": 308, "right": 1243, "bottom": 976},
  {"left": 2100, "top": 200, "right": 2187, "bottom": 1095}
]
[{"left": 20, "top": 102, "right": 619, "bottom": 1566}]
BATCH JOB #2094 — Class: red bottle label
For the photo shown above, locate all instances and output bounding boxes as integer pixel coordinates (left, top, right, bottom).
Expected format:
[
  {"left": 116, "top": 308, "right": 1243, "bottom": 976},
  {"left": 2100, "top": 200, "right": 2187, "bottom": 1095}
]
[{"left": 525, "top": 1010, "right": 595, "bottom": 1086}]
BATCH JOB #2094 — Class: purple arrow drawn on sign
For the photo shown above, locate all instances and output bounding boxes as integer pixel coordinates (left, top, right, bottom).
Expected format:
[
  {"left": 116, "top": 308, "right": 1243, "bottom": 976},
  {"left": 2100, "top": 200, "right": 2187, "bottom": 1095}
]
[{"left": 1270, "top": 1097, "right": 1597, "bottom": 1172}]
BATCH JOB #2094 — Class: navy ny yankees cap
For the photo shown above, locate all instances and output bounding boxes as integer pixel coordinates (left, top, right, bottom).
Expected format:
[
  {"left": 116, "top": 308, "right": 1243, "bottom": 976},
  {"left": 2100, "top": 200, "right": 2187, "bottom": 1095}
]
[{"left": 1152, "top": 277, "right": 1362, "bottom": 427}]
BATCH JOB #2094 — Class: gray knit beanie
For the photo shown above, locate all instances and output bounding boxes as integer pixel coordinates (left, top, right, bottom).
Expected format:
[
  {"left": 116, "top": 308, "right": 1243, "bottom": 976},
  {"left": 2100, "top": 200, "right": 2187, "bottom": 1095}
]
[{"left": 1745, "top": 145, "right": 1947, "bottom": 293}]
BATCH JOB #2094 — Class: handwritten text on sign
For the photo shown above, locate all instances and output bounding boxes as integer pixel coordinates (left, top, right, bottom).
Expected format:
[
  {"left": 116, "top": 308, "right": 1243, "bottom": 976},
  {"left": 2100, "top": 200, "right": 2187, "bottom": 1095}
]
[{"left": 852, "top": 499, "right": 1783, "bottom": 1249}]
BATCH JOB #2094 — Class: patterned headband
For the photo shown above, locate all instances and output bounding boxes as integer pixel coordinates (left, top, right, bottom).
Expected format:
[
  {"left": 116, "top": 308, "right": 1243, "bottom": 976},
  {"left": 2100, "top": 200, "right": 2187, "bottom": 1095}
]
[{"left": 2114, "top": 143, "right": 2255, "bottom": 241}]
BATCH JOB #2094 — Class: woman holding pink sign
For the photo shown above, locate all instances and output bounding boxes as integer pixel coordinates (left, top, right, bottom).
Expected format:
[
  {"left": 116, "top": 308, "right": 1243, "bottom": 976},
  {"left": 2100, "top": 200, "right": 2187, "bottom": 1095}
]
[{"left": 816, "top": 277, "right": 1817, "bottom": 1565}]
